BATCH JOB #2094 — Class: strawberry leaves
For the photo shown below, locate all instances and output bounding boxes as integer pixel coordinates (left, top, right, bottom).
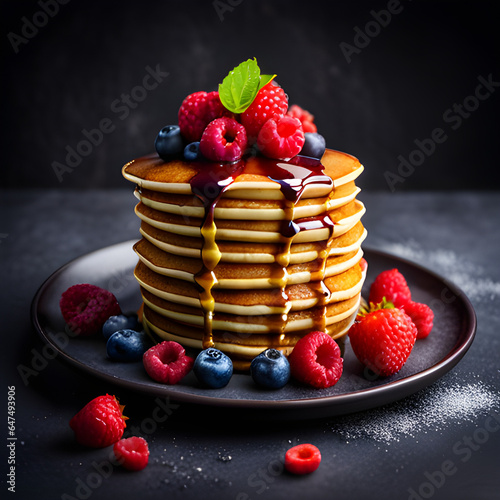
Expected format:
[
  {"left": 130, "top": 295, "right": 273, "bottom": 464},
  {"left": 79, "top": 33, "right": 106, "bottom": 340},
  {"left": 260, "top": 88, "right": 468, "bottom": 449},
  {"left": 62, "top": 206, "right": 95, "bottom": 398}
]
[{"left": 218, "top": 58, "right": 275, "bottom": 114}]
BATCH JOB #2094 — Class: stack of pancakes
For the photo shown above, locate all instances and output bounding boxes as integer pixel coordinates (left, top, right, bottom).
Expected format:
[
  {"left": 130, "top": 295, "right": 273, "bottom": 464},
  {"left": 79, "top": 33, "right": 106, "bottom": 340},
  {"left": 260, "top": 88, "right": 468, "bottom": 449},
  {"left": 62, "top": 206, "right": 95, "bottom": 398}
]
[{"left": 123, "top": 149, "right": 367, "bottom": 370}]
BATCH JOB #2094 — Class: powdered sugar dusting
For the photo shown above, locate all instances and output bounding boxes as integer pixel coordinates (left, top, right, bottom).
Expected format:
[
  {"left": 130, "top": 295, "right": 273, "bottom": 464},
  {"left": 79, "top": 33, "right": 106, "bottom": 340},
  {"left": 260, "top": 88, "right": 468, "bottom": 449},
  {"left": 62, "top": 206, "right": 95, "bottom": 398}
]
[
  {"left": 378, "top": 239, "right": 500, "bottom": 303},
  {"left": 331, "top": 376, "right": 500, "bottom": 445}
]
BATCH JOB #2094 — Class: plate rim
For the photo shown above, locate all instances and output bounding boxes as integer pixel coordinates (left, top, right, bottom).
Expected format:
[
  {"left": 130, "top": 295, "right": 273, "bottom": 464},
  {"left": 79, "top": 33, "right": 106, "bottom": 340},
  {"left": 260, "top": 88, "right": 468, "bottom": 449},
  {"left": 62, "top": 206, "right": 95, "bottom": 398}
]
[{"left": 30, "top": 242, "right": 477, "bottom": 414}]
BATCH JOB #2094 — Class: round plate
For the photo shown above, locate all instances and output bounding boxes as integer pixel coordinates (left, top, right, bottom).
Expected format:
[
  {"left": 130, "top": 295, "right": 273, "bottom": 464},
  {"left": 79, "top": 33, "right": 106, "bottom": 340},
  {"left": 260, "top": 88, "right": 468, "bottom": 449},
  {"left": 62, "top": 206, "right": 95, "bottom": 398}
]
[{"left": 31, "top": 241, "right": 476, "bottom": 418}]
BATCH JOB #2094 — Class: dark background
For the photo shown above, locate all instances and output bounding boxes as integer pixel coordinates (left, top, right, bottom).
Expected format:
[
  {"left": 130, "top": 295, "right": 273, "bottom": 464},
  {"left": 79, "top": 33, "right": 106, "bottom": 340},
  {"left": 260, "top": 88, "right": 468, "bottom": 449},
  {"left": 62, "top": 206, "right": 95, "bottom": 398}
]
[{"left": 1, "top": 0, "right": 499, "bottom": 191}]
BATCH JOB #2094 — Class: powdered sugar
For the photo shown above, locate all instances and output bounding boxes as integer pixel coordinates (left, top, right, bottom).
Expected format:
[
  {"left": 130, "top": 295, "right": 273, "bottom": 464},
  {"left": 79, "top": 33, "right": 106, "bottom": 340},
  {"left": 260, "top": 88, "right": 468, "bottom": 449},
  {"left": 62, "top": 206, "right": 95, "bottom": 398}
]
[
  {"left": 377, "top": 239, "right": 500, "bottom": 303},
  {"left": 330, "top": 376, "right": 500, "bottom": 445}
]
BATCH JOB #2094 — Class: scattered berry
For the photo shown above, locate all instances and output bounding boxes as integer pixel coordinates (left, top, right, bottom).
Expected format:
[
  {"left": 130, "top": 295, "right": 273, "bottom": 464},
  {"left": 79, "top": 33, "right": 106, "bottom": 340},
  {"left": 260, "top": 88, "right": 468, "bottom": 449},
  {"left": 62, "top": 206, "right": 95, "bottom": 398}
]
[
  {"left": 199, "top": 117, "right": 247, "bottom": 162},
  {"left": 178, "top": 91, "right": 229, "bottom": 142},
  {"left": 183, "top": 141, "right": 202, "bottom": 161},
  {"left": 250, "top": 348, "right": 290, "bottom": 389},
  {"left": 257, "top": 115, "right": 305, "bottom": 160},
  {"left": 348, "top": 300, "right": 417, "bottom": 377},
  {"left": 193, "top": 348, "right": 233, "bottom": 389},
  {"left": 143, "top": 341, "right": 194, "bottom": 384},
  {"left": 403, "top": 301, "right": 434, "bottom": 339},
  {"left": 155, "top": 125, "right": 184, "bottom": 160},
  {"left": 102, "top": 314, "right": 140, "bottom": 340},
  {"left": 288, "top": 331, "right": 343, "bottom": 389},
  {"left": 287, "top": 104, "right": 317, "bottom": 133},
  {"left": 300, "top": 132, "right": 326, "bottom": 159},
  {"left": 69, "top": 394, "right": 127, "bottom": 448},
  {"left": 369, "top": 268, "right": 412, "bottom": 308},
  {"left": 113, "top": 437, "right": 149, "bottom": 471},
  {"left": 284, "top": 444, "right": 321, "bottom": 475},
  {"left": 60, "top": 284, "right": 121, "bottom": 336},
  {"left": 107, "top": 329, "right": 147, "bottom": 362},
  {"left": 359, "top": 257, "right": 368, "bottom": 273},
  {"left": 241, "top": 82, "right": 288, "bottom": 139}
]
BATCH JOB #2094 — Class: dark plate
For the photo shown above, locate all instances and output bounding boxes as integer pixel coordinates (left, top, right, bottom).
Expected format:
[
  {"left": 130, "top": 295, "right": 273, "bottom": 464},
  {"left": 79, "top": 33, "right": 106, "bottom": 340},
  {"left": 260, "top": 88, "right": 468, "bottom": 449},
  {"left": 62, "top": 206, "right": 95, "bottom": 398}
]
[{"left": 31, "top": 241, "right": 476, "bottom": 418}]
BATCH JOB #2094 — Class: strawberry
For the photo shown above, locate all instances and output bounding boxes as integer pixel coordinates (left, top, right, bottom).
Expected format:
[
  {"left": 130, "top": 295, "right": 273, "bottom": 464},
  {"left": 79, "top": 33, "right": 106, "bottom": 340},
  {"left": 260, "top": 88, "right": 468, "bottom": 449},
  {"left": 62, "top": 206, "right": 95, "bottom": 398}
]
[
  {"left": 240, "top": 81, "right": 288, "bottom": 140},
  {"left": 403, "top": 300, "right": 434, "bottom": 339},
  {"left": 368, "top": 268, "right": 412, "bottom": 307},
  {"left": 114, "top": 437, "right": 149, "bottom": 471},
  {"left": 69, "top": 394, "right": 127, "bottom": 448},
  {"left": 348, "top": 300, "right": 417, "bottom": 377}
]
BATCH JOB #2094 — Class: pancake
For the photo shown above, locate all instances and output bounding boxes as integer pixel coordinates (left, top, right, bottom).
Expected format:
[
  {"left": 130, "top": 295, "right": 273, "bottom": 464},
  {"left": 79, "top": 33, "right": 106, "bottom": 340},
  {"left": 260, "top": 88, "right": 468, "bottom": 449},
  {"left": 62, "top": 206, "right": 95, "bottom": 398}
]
[{"left": 123, "top": 148, "right": 367, "bottom": 368}]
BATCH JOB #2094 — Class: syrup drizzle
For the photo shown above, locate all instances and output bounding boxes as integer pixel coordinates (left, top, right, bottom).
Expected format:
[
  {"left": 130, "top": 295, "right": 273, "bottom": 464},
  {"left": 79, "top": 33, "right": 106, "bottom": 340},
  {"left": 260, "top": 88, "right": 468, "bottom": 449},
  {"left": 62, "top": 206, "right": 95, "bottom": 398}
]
[{"left": 188, "top": 155, "right": 335, "bottom": 349}]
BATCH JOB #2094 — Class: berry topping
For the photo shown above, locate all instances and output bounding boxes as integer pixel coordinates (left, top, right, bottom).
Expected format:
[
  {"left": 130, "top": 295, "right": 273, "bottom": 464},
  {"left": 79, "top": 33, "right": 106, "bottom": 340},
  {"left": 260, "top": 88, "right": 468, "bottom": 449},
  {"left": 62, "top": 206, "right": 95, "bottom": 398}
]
[
  {"left": 299, "top": 132, "right": 326, "bottom": 159},
  {"left": 193, "top": 348, "right": 233, "bottom": 389},
  {"left": 284, "top": 444, "right": 321, "bottom": 475},
  {"left": 241, "top": 81, "right": 288, "bottom": 139},
  {"left": 102, "top": 314, "right": 140, "bottom": 340},
  {"left": 250, "top": 348, "right": 291, "bottom": 390},
  {"left": 199, "top": 117, "right": 248, "bottom": 162},
  {"left": 183, "top": 141, "right": 202, "bottom": 161},
  {"left": 143, "top": 341, "right": 194, "bottom": 384},
  {"left": 113, "top": 437, "right": 149, "bottom": 471},
  {"left": 257, "top": 115, "right": 305, "bottom": 160},
  {"left": 178, "top": 91, "right": 229, "bottom": 143},
  {"left": 60, "top": 284, "right": 121, "bottom": 336},
  {"left": 403, "top": 300, "right": 434, "bottom": 339},
  {"left": 69, "top": 394, "right": 127, "bottom": 448},
  {"left": 107, "top": 329, "right": 147, "bottom": 362},
  {"left": 368, "top": 268, "right": 412, "bottom": 307},
  {"left": 359, "top": 257, "right": 368, "bottom": 273},
  {"left": 288, "top": 331, "right": 343, "bottom": 389},
  {"left": 348, "top": 300, "right": 418, "bottom": 377},
  {"left": 155, "top": 125, "right": 184, "bottom": 160},
  {"left": 287, "top": 104, "right": 317, "bottom": 133}
]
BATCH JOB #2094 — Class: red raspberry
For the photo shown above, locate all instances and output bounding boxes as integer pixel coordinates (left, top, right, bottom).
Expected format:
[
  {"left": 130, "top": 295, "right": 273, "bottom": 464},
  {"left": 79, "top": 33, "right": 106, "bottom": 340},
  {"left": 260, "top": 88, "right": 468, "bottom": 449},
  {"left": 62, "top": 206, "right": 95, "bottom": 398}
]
[
  {"left": 143, "top": 341, "right": 194, "bottom": 384},
  {"left": 114, "top": 437, "right": 149, "bottom": 471},
  {"left": 60, "top": 284, "right": 121, "bottom": 336},
  {"left": 359, "top": 257, "right": 368, "bottom": 273},
  {"left": 403, "top": 301, "right": 434, "bottom": 339},
  {"left": 199, "top": 117, "right": 247, "bottom": 162},
  {"left": 348, "top": 303, "right": 417, "bottom": 377},
  {"left": 285, "top": 444, "right": 321, "bottom": 475},
  {"left": 287, "top": 104, "right": 317, "bottom": 133},
  {"left": 178, "top": 91, "right": 230, "bottom": 142},
  {"left": 288, "top": 331, "right": 343, "bottom": 388},
  {"left": 257, "top": 115, "right": 305, "bottom": 160},
  {"left": 69, "top": 394, "right": 127, "bottom": 448},
  {"left": 368, "top": 268, "right": 412, "bottom": 307},
  {"left": 240, "top": 82, "right": 288, "bottom": 139}
]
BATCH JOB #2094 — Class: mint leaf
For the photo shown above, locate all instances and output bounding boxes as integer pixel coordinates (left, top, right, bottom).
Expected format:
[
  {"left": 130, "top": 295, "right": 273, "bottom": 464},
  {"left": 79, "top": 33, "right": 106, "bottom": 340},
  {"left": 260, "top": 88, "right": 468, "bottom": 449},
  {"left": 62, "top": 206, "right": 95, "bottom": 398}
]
[{"left": 258, "top": 74, "right": 276, "bottom": 91}]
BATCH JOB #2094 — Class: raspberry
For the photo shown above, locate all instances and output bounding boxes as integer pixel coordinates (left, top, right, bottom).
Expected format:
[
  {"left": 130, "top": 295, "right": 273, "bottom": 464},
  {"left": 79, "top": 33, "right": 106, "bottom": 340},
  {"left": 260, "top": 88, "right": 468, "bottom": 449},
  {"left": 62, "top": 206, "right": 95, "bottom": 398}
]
[
  {"left": 403, "top": 301, "right": 434, "bottom": 339},
  {"left": 199, "top": 117, "right": 247, "bottom": 162},
  {"left": 113, "top": 437, "right": 149, "bottom": 471},
  {"left": 368, "top": 268, "right": 412, "bottom": 308},
  {"left": 359, "top": 257, "right": 368, "bottom": 273},
  {"left": 178, "top": 91, "right": 229, "bottom": 142},
  {"left": 240, "top": 82, "right": 288, "bottom": 139},
  {"left": 287, "top": 104, "right": 317, "bottom": 133},
  {"left": 69, "top": 394, "right": 127, "bottom": 448},
  {"left": 60, "top": 284, "right": 121, "bottom": 336},
  {"left": 257, "top": 115, "right": 305, "bottom": 160},
  {"left": 288, "top": 331, "right": 343, "bottom": 388},
  {"left": 143, "top": 341, "right": 194, "bottom": 384},
  {"left": 348, "top": 302, "right": 418, "bottom": 377},
  {"left": 285, "top": 444, "right": 321, "bottom": 475}
]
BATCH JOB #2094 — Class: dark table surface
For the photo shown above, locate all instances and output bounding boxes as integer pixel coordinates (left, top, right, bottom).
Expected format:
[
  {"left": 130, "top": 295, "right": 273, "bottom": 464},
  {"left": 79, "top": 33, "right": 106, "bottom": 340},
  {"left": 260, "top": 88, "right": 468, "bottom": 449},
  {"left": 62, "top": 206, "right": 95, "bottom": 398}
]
[{"left": 1, "top": 188, "right": 499, "bottom": 500}]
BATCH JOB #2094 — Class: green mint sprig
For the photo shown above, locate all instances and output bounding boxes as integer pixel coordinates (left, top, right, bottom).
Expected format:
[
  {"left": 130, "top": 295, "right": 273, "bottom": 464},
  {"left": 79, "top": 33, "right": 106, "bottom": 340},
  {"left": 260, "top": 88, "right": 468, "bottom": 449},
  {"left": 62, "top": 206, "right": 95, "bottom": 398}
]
[{"left": 218, "top": 58, "right": 276, "bottom": 114}]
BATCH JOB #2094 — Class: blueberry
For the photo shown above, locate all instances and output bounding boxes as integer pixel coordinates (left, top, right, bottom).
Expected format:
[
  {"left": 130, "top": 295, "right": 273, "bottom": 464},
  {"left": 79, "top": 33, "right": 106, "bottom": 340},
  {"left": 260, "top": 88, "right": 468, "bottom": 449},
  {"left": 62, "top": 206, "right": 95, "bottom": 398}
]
[
  {"left": 250, "top": 348, "right": 290, "bottom": 389},
  {"left": 155, "top": 125, "right": 184, "bottom": 160},
  {"left": 184, "top": 141, "right": 201, "bottom": 161},
  {"left": 106, "top": 329, "right": 146, "bottom": 361},
  {"left": 102, "top": 314, "right": 140, "bottom": 340},
  {"left": 300, "top": 133, "right": 326, "bottom": 159},
  {"left": 193, "top": 348, "right": 233, "bottom": 389}
]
